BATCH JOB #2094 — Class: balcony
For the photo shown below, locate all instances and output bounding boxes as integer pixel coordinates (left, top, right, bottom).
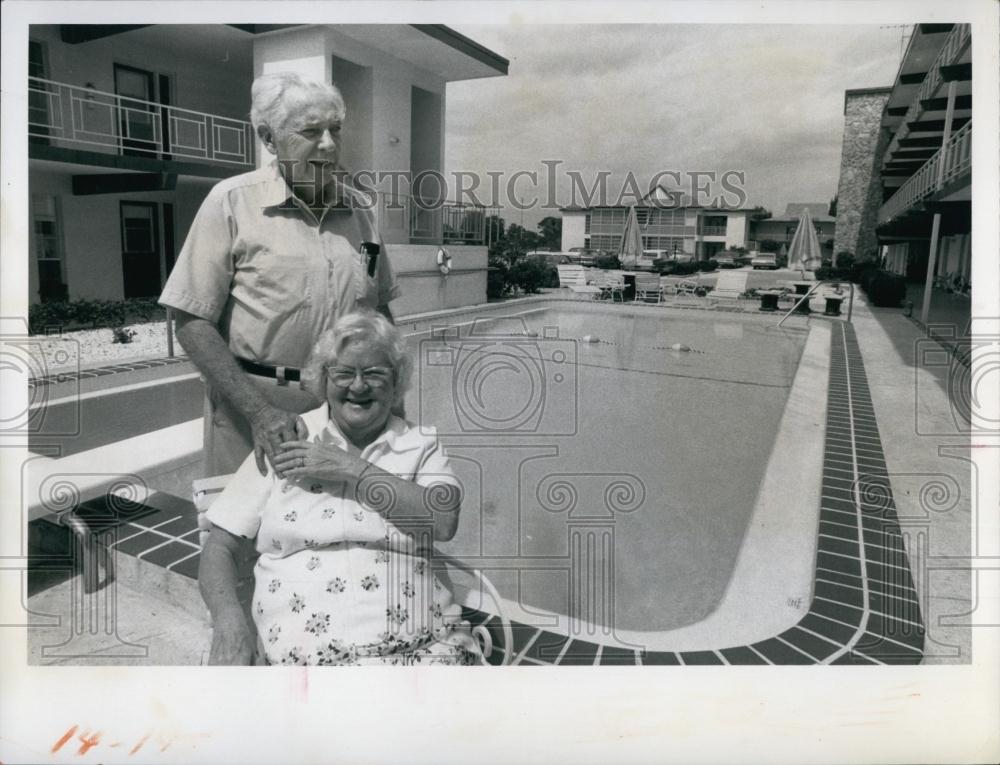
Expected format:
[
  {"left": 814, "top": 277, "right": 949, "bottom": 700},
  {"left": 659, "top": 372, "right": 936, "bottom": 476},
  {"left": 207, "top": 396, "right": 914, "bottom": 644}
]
[
  {"left": 28, "top": 77, "right": 255, "bottom": 169},
  {"left": 879, "top": 120, "right": 971, "bottom": 225},
  {"left": 378, "top": 192, "right": 499, "bottom": 247},
  {"left": 882, "top": 24, "right": 971, "bottom": 165},
  {"left": 699, "top": 225, "right": 727, "bottom": 237}
]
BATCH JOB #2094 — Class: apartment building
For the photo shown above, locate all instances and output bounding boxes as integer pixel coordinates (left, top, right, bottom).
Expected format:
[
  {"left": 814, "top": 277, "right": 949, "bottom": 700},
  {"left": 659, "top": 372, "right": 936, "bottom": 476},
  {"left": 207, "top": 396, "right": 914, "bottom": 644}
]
[
  {"left": 28, "top": 24, "right": 507, "bottom": 316},
  {"left": 560, "top": 186, "right": 754, "bottom": 260},
  {"left": 834, "top": 23, "right": 971, "bottom": 321}
]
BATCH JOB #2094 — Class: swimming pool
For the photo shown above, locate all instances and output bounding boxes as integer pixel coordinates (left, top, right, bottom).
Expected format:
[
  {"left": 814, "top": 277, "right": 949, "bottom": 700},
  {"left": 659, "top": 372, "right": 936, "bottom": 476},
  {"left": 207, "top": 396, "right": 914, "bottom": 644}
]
[
  {"left": 27, "top": 296, "right": 924, "bottom": 665},
  {"left": 403, "top": 300, "right": 820, "bottom": 651}
]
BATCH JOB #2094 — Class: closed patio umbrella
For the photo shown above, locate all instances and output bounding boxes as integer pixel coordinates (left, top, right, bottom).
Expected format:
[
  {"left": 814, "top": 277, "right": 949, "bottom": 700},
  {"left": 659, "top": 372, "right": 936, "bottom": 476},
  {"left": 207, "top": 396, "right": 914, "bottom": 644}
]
[
  {"left": 618, "top": 205, "right": 643, "bottom": 269},
  {"left": 786, "top": 207, "right": 823, "bottom": 275}
]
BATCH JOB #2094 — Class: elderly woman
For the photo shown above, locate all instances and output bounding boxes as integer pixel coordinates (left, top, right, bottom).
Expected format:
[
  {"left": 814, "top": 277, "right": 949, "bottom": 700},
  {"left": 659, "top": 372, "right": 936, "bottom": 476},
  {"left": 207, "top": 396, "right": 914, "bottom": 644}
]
[{"left": 199, "top": 310, "right": 479, "bottom": 665}]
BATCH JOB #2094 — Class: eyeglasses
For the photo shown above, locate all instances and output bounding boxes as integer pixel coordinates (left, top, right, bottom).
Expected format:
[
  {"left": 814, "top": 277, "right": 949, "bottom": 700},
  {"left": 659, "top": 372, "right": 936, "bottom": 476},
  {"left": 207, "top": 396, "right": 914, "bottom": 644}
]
[{"left": 325, "top": 365, "right": 393, "bottom": 388}]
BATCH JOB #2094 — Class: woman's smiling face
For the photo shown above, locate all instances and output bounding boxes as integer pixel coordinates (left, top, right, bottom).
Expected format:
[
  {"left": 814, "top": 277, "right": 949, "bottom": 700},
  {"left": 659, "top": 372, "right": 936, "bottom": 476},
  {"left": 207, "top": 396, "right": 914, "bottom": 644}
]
[{"left": 325, "top": 338, "right": 396, "bottom": 447}]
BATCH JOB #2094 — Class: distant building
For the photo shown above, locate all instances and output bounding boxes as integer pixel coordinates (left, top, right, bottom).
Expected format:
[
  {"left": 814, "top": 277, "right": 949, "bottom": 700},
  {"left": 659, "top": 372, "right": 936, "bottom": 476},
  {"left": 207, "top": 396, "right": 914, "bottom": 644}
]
[
  {"left": 28, "top": 24, "right": 507, "bottom": 315},
  {"left": 750, "top": 203, "right": 836, "bottom": 259},
  {"left": 834, "top": 23, "right": 971, "bottom": 319},
  {"left": 560, "top": 185, "right": 755, "bottom": 260}
]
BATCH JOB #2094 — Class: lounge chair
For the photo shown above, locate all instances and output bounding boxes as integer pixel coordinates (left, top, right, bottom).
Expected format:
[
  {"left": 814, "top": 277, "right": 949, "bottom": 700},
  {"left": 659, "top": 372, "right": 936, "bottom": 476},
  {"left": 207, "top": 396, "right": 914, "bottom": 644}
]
[
  {"left": 708, "top": 270, "right": 750, "bottom": 309},
  {"left": 556, "top": 264, "right": 602, "bottom": 298},
  {"left": 633, "top": 272, "right": 663, "bottom": 304}
]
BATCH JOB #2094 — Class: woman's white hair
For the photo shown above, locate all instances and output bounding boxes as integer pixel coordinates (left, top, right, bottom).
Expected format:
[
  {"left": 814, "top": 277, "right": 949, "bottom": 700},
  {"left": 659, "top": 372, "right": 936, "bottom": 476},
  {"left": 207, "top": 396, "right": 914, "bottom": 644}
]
[
  {"left": 302, "top": 310, "right": 412, "bottom": 406},
  {"left": 250, "top": 72, "right": 346, "bottom": 137}
]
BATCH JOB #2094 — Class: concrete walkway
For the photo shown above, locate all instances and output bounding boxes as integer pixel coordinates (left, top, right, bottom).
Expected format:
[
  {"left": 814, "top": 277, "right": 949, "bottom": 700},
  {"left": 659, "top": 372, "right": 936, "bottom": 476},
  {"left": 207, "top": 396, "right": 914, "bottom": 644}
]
[{"left": 848, "top": 291, "right": 973, "bottom": 664}]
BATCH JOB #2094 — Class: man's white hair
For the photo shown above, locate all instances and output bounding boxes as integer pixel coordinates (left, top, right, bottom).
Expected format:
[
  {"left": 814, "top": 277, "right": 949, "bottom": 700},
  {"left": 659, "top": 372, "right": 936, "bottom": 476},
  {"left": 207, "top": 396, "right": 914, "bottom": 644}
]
[{"left": 250, "top": 72, "right": 346, "bottom": 136}]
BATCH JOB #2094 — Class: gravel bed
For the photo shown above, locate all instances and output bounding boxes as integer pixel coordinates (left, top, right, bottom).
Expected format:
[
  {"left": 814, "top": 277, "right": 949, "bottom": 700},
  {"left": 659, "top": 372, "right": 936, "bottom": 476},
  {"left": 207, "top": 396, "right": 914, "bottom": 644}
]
[{"left": 29, "top": 321, "right": 185, "bottom": 375}]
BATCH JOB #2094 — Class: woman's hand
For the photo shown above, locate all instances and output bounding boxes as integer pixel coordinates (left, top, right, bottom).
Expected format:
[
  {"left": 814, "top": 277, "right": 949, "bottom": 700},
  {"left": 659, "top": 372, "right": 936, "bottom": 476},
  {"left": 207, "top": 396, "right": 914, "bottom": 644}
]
[
  {"left": 208, "top": 610, "right": 255, "bottom": 665},
  {"left": 274, "top": 440, "right": 368, "bottom": 483}
]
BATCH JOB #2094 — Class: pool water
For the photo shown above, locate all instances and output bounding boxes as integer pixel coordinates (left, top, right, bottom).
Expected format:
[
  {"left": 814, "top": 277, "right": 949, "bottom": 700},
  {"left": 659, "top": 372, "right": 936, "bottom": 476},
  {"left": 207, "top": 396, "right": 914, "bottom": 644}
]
[{"left": 405, "top": 305, "right": 808, "bottom": 634}]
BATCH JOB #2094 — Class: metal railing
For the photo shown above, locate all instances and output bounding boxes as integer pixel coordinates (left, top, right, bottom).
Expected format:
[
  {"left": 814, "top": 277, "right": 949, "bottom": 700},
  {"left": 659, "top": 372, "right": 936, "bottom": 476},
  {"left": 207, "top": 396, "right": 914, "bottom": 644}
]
[
  {"left": 378, "top": 192, "right": 499, "bottom": 246},
  {"left": 699, "top": 226, "right": 728, "bottom": 236},
  {"left": 775, "top": 281, "right": 855, "bottom": 327},
  {"left": 883, "top": 24, "right": 971, "bottom": 165},
  {"left": 28, "top": 76, "right": 255, "bottom": 167},
  {"left": 879, "top": 119, "right": 971, "bottom": 224}
]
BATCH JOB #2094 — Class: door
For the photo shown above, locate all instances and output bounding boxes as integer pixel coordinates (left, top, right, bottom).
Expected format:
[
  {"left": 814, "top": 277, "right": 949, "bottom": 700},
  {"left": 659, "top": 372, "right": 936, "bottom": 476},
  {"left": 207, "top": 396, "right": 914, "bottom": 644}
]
[
  {"left": 114, "top": 64, "right": 157, "bottom": 156},
  {"left": 120, "top": 202, "right": 161, "bottom": 298}
]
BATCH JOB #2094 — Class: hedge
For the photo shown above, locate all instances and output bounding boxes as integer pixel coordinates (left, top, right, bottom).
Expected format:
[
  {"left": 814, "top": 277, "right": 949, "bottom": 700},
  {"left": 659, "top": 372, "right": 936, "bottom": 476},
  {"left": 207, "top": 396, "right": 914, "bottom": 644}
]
[{"left": 29, "top": 297, "right": 166, "bottom": 335}]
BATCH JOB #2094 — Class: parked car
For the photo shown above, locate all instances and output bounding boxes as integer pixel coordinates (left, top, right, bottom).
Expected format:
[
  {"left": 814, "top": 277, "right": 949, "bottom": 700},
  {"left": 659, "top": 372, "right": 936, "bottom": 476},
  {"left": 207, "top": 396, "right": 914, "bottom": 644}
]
[
  {"left": 715, "top": 253, "right": 739, "bottom": 268},
  {"left": 751, "top": 253, "right": 779, "bottom": 270}
]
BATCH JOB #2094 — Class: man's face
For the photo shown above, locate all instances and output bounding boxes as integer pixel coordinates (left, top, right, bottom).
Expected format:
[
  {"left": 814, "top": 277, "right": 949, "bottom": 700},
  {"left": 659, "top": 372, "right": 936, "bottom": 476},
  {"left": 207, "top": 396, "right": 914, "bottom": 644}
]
[{"left": 270, "top": 91, "right": 345, "bottom": 195}]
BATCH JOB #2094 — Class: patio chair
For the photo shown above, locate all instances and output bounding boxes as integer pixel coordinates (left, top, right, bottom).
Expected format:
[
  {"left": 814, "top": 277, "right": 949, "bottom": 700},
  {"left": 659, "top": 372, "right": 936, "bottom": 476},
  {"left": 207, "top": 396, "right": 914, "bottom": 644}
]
[
  {"left": 592, "top": 271, "right": 625, "bottom": 302},
  {"left": 192, "top": 473, "right": 513, "bottom": 665},
  {"left": 633, "top": 272, "right": 663, "bottom": 304},
  {"left": 556, "top": 264, "right": 602, "bottom": 299},
  {"left": 709, "top": 270, "right": 750, "bottom": 309}
]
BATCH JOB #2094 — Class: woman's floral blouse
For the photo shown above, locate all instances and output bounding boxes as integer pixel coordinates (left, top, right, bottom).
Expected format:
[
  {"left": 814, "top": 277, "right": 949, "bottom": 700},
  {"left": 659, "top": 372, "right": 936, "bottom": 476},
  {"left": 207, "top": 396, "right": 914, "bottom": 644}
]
[{"left": 206, "top": 405, "right": 479, "bottom": 666}]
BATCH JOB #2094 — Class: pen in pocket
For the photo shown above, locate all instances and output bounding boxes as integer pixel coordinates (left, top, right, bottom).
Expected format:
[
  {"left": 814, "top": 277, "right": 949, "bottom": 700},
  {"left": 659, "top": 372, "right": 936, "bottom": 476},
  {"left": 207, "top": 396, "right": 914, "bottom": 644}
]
[{"left": 360, "top": 242, "right": 380, "bottom": 277}]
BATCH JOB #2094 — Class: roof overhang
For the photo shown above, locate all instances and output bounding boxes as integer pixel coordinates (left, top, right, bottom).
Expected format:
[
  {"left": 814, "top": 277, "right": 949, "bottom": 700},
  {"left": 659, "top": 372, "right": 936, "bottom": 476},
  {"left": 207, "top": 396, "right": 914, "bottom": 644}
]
[{"left": 329, "top": 25, "right": 508, "bottom": 81}]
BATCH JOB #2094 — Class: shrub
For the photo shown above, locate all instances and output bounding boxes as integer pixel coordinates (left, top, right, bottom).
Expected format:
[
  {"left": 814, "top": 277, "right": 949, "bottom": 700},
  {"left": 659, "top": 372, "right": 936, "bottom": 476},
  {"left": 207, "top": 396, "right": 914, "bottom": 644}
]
[
  {"left": 670, "top": 261, "right": 700, "bottom": 276},
  {"left": 863, "top": 270, "right": 907, "bottom": 307},
  {"left": 592, "top": 254, "right": 622, "bottom": 270},
  {"left": 29, "top": 297, "right": 167, "bottom": 335},
  {"left": 486, "top": 265, "right": 508, "bottom": 299},
  {"left": 852, "top": 259, "right": 879, "bottom": 286},
  {"left": 697, "top": 259, "right": 718, "bottom": 272},
  {"left": 814, "top": 266, "right": 853, "bottom": 281},
  {"left": 510, "top": 256, "right": 550, "bottom": 294},
  {"left": 651, "top": 259, "right": 676, "bottom": 274},
  {"left": 111, "top": 326, "right": 137, "bottom": 344}
]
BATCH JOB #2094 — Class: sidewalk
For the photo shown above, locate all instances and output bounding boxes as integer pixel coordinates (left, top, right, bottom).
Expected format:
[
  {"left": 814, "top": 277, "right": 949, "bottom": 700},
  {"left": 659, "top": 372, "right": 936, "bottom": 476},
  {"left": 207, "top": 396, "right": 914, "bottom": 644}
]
[{"left": 848, "top": 291, "right": 973, "bottom": 664}]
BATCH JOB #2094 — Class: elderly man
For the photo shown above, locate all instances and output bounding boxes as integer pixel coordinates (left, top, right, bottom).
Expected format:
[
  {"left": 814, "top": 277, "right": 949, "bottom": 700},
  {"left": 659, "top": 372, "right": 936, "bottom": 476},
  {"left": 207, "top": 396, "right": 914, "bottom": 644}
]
[{"left": 160, "top": 72, "right": 399, "bottom": 476}]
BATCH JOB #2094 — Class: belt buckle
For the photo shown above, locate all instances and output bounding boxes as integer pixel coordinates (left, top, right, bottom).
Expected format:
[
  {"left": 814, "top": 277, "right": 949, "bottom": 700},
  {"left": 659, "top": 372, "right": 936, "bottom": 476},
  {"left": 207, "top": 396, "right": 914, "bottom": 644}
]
[{"left": 275, "top": 365, "right": 289, "bottom": 386}]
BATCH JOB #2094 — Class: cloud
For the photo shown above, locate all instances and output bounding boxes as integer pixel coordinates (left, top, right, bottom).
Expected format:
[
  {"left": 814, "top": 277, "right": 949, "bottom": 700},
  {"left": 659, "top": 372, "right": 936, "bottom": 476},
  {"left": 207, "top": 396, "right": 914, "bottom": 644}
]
[{"left": 445, "top": 23, "right": 902, "bottom": 226}]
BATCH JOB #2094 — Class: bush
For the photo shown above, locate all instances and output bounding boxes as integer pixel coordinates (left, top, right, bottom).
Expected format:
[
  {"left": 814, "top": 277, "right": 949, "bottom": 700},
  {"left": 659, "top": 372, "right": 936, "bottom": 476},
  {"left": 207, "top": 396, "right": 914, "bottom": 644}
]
[
  {"left": 697, "top": 259, "right": 719, "bottom": 272},
  {"left": 111, "top": 326, "right": 137, "bottom": 344},
  {"left": 592, "top": 254, "right": 622, "bottom": 270},
  {"left": 486, "top": 264, "right": 508, "bottom": 299},
  {"left": 851, "top": 258, "right": 879, "bottom": 285},
  {"left": 670, "top": 261, "right": 700, "bottom": 276},
  {"left": 510, "top": 256, "right": 550, "bottom": 294},
  {"left": 28, "top": 297, "right": 165, "bottom": 335},
  {"left": 651, "top": 259, "right": 676, "bottom": 274},
  {"left": 814, "top": 266, "right": 853, "bottom": 281},
  {"left": 835, "top": 251, "right": 855, "bottom": 270},
  {"left": 860, "top": 269, "right": 907, "bottom": 307}
]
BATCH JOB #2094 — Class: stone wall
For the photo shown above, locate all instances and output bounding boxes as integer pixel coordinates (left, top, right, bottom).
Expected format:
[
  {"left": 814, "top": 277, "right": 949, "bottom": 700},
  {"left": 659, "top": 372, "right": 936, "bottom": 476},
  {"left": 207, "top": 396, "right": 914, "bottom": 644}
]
[{"left": 833, "top": 88, "right": 892, "bottom": 264}]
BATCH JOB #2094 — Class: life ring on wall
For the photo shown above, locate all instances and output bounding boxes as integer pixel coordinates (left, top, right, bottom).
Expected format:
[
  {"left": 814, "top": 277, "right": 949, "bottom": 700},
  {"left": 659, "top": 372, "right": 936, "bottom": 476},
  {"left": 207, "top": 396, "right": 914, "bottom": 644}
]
[{"left": 437, "top": 247, "right": 453, "bottom": 275}]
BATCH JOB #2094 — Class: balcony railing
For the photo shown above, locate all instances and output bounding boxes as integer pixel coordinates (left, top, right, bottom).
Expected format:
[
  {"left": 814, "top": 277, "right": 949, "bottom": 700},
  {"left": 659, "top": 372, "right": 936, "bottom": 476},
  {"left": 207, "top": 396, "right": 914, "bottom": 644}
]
[
  {"left": 883, "top": 24, "right": 971, "bottom": 165},
  {"left": 378, "top": 192, "right": 499, "bottom": 247},
  {"left": 879, "top": 119, "right": 971, "bottom": 224},
  {"left": 699, "top": 225, "right": 727, "bottom": 236},
  {"left": 28, "top": 77, "right": 255, "bottom": 167}
]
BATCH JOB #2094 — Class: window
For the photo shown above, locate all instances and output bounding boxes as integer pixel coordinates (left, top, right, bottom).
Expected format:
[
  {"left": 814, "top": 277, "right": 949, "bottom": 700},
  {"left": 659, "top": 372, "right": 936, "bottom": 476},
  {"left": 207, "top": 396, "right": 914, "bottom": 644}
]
[{"left": 33, "top": 195, "right": 65, "bottom": 302}]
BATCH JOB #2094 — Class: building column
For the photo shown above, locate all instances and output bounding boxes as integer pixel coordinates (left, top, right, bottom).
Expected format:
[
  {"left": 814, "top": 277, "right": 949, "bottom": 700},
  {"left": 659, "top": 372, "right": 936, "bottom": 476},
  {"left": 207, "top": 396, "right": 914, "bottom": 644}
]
[{"left": 921, "top": 213, "right": 942, "bottom": 324}]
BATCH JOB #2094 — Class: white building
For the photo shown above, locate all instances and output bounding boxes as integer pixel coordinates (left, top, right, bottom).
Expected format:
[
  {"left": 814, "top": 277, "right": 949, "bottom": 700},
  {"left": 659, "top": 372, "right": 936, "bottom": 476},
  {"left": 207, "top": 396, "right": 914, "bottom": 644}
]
[
  {"left": 28, "top": 24, "right": 507, "bottom": 316},
  {"left": 560, "top": 186, "right": 753, "bottom": 260}
]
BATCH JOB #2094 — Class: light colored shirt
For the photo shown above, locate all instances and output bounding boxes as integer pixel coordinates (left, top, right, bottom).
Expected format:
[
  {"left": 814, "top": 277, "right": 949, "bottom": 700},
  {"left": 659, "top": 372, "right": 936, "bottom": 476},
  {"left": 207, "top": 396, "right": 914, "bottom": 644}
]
[
  {"left": 205, "top": 406, "right": 459, "bottom": 546},
  {"left": 159, "top": 162, "right": 401, "bottom": 368},
  {"left": 204, "top": 406, "right": 466, "bottom": 655}
]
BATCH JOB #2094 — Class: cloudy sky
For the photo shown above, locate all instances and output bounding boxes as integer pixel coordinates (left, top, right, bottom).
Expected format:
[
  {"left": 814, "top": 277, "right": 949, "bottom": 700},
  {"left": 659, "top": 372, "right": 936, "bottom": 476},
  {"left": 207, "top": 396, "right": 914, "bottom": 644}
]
[{"left": 444, "top": 23, "right": 903, "bottom": 229}]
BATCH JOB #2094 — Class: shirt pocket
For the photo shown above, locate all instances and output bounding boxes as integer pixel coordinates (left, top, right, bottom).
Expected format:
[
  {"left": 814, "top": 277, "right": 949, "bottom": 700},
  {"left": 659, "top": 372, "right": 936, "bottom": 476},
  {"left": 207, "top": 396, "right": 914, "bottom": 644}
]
[
  {"left": 246, "top": 252, "right": 315, "bottom": 315},
  {"left": 352, "top": 248, "right": 380, "bottom": 307}
]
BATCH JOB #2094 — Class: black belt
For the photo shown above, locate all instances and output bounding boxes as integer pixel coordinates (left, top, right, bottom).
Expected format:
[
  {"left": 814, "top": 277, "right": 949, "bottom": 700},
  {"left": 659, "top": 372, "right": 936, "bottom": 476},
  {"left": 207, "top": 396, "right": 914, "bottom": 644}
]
[{"left": 237, "top": 357, "right": 301, "bottom": 383}]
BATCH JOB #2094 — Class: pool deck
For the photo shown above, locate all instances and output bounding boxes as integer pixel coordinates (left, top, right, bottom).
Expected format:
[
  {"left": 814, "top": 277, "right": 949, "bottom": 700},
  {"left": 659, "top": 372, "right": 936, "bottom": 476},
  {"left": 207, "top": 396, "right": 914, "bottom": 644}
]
[{"left": 23, "top": 290, "right": 973, "bottom": 665}]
